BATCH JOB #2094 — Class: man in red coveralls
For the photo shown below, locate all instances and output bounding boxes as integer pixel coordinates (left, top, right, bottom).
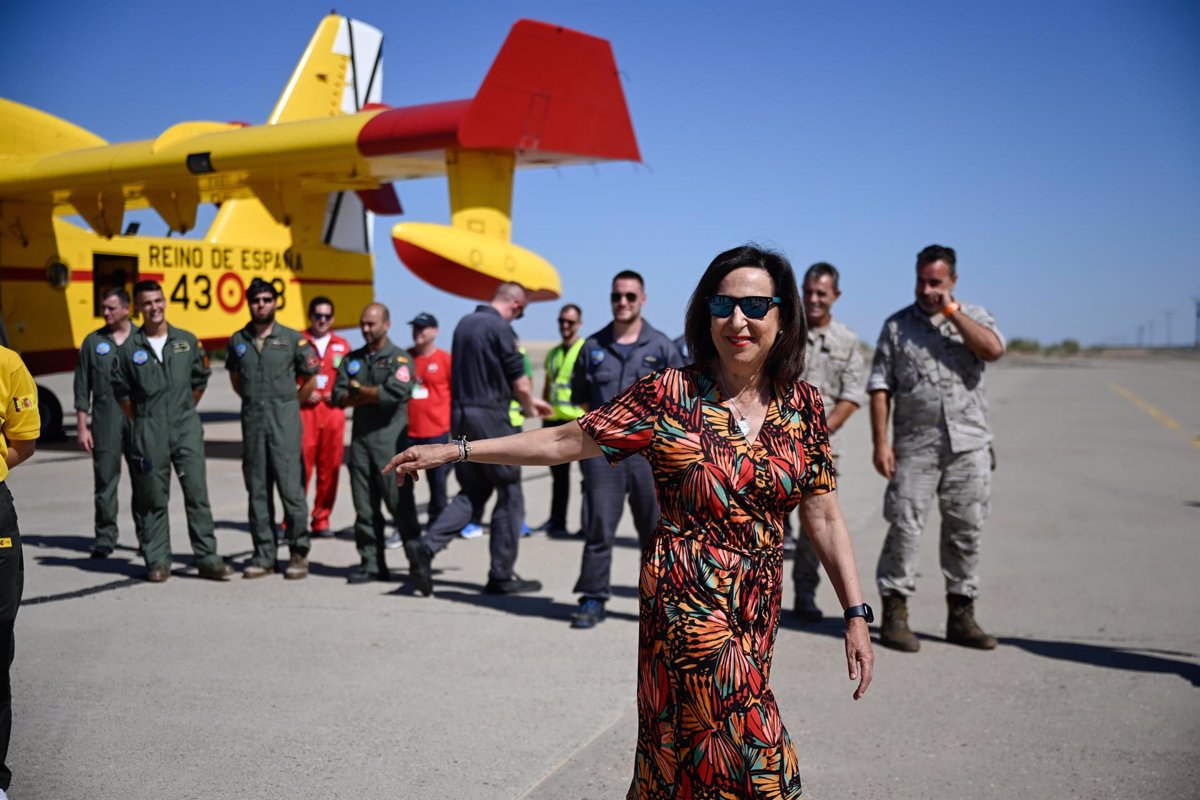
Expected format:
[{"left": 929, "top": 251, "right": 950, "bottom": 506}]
[
  {"left": 300, "top": 296, "right": 350, "bottom": 536},
  {"left": 385, "top": 312, "right": 451, "bottom": 548}
]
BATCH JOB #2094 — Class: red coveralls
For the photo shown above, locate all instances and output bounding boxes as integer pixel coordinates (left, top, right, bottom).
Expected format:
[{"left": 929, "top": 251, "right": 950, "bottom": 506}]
[{"left": 300, "top": 331, "right": 350, "bottom": 532}]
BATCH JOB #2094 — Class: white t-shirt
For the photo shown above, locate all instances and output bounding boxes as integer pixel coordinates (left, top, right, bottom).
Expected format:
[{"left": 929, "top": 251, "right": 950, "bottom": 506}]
[
  {"left": 311, "top": 333, "right": 332, "bottom": 359},
  {"left": 147, "top": 333, "right": 168, "bottom": 361}
]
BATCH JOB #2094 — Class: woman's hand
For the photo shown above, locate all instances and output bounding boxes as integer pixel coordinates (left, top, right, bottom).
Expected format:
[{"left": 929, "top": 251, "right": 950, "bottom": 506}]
[
  {"left": 382, "top": 443, "right": 459, "bottom": 485},
  {"left": 845, "top": 617, "right": 874, "bottom": 700}
]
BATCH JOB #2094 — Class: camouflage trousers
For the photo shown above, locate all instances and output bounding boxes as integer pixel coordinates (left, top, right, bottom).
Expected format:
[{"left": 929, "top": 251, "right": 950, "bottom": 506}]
[{"left": 876, "top": 443, "right": 990, "bottom": 599}]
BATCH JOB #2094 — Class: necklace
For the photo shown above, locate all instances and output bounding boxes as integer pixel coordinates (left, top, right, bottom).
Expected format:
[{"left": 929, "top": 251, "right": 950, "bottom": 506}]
[{"left": 719, "top": 376, "right": 752, "bottom": 438}]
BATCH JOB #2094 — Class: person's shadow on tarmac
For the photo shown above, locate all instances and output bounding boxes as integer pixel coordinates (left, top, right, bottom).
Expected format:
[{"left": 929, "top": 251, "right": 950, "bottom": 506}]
[{"left": 779, "top": 614, "right": 1200, "bottom": 687}]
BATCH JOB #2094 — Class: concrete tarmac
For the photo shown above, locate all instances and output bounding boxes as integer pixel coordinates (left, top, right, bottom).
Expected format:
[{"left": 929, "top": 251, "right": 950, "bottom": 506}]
[{"left": 7, "top": 355, "right": 1199, "bottom": 799}]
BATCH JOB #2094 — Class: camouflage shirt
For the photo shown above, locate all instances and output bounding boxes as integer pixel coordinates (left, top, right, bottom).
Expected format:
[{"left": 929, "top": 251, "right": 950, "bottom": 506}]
[
  {"left": 868, "top": 302, "right": 1004, "bottom": 454},
  {"left": 802, "top": 319, "right": 867, "bottom": 409}
]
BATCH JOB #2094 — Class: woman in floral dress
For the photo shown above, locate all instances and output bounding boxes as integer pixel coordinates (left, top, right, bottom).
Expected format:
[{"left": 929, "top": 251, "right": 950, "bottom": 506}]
[{"left": 386, "top": 245, "right": 874, "bottom": 798}]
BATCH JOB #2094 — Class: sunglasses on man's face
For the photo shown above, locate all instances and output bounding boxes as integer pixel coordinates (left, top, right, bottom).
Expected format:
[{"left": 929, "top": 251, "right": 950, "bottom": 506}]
[
  {"left": 558, "top": 317, "right": 579, "bottom": 325},
  {"left": 249, "top": 295, "right": 275, "bottom": 306},
  {"left": 514, "top": 304, "right": 525, "bottom": 320},
  {"left": 311, "top": 313, "right": 332, "bottom": 321},
  {"left": 707, "top": 295, "right": 782, "bottom": 320},
  {"left": 610, "top": 291, "right": 639, "bottom": 304}
]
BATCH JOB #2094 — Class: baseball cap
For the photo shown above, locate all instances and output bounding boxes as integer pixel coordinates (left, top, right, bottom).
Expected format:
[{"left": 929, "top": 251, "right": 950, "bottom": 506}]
[{"left": 408, "top": 312, "right": 438, "bottom": 328}]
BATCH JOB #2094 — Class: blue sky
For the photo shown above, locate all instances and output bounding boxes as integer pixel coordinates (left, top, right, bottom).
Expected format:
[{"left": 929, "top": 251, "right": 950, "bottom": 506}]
[{"left": 3, "top": 1, "right": 1197, "bottom": 347}]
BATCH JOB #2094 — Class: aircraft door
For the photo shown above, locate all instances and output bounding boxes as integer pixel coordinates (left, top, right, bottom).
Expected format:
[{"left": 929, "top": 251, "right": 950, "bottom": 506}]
[{"left": 93, "top": 253, "right": 138, "bottom": 316}]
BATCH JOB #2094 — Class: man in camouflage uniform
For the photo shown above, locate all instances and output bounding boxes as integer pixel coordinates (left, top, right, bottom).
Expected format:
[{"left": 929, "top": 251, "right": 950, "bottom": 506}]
[
  {"left": 113, "top": 281, "right": 233, "bottom": 583},
  {"left": 868, "top": 244, "right": 1005, "bottom": 652},
  {"left": 227, "top": 278, "right": 318, "bottom": 580},
  {"left": 332, "top": 303, "right": 419, "bottom": 584},
  {"left": 791, "top": 262, "right": 866, "bottom": 623},
  {"left": 73, "top": 286, "right": 138, "bottom": 559}
]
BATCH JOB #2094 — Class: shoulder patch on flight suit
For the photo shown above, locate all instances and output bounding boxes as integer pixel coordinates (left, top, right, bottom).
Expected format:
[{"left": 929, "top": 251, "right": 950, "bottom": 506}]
[
  {"left": 347, "top": 359, "right": 361, "bottom": 376},
  {"left": 590, "top": 348, "right": 606, "bottom": 366},
  {"left": 396, "top": 364, "right": 411, "bottom": 382},
  {"left": 170, "top": 341, "right": 190, "bottom": 353},
  {"left": 235, "top": 342, "right": 247, "bottom": 358},
  {"left": 132, "top": 349, "right": 148, "bottom": 365},
  {"left": 298, "top": 339, "right": 310, "bottom": 348},
  {"left": 306, "top": 352, "right": 320, "bottom": 370},
  {"left": 96, "top": 341, "right": 111, "bottom": 355}
]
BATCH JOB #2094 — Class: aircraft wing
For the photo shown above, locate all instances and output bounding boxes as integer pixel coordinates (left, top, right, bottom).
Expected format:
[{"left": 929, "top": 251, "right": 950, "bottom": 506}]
[{"left": 0, "top": 18, "right": 639, "bottom": 234}]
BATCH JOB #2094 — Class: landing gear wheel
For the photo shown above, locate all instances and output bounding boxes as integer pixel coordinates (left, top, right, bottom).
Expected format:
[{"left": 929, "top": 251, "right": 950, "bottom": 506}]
[{"left": 36, "top": 384, "right": 65, "bottom": 441}]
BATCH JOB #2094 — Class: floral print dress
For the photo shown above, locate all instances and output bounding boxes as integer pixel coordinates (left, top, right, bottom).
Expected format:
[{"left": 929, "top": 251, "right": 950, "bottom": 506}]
[{"left": 578, "top": 366, "right": 836, "bottom": 800}]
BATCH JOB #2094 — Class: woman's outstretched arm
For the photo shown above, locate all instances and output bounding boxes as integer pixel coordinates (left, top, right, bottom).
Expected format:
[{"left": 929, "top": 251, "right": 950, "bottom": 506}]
[{"left": 382, "top": 420, "right": 601, "bottom": 483}]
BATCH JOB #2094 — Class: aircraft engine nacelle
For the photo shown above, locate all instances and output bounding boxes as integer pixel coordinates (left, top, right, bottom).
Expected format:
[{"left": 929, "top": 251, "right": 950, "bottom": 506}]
[{"left": 391, "top": 221, "right": 561, "bottom": 302}]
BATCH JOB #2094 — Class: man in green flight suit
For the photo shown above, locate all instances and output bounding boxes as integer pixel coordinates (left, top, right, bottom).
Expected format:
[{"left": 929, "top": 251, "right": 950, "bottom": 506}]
[
  {"left": 226, "top": 278, "right": 319, "bottom": 580},
  {"left": 333, "top": 303, "right": 419, "bottom": 584},
  {"left": 112, "top": 280, "right": 234, "bottom": 583},
  {"left": 73, "top": 286, "right": 138, "bottom": 559}
]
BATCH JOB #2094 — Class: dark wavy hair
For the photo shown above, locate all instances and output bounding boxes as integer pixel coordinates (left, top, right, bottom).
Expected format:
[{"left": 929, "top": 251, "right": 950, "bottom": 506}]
[{"left": 683, "top": 244, "right": 806, "bottom": 386}]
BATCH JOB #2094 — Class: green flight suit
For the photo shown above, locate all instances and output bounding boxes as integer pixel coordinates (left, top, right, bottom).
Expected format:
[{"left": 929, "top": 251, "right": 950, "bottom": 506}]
[
  {"left": 332, "top": 339, "right": 417, "bottom": 577},
  {"left": 111, "top": 325, "right": 222, "bottom": 571},
  {"left": 73, "top": 324, "right": 138, "bottom": 551},
  {"left": 226, "top": 322, "right": 318, "bottom": 568}
]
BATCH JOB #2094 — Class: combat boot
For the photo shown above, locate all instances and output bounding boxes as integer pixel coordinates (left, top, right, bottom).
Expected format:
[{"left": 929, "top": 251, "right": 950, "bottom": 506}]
[
  {"left": 946, "top": 593, "right": 997, "bottom": 650},
  {"left": 879, "top": 594, "right": 920, "bottom": 652}
]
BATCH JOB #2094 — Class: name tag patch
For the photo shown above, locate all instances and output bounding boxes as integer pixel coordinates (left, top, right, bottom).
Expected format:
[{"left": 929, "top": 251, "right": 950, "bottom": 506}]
[{"left": 171, "top": 341, "right": 190, "bottom": 353}]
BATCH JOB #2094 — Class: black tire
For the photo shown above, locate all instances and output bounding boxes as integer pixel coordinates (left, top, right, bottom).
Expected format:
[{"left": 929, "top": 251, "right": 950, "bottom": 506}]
[{"left": 36, "top": 384, "right": 65, "bottom": 442}]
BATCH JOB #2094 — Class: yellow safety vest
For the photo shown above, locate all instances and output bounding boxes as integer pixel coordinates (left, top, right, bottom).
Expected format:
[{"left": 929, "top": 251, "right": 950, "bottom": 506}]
[
  {"left": 509, "top": 345, "right": 532, "bottom": 428},
  {"left": 546, "top": 339, "right": 586, "bottom": 421}
]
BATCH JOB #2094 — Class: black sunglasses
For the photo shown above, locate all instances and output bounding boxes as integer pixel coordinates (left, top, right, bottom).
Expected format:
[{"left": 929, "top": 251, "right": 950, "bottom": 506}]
[
  {"left": 311, "top": 313, "right": 332, "bottom": 321},
  {"left": 557, "top": 317, "right": 579, "bottom": 325},
  {"left": 708, "top": 295, "right": 782, "bottom": 320},
  {"left": 249, "top": 295, "right": 276, "bottom": 305},
  {"left": 610, "top": 291, "right": 639, "bottom": 304}
]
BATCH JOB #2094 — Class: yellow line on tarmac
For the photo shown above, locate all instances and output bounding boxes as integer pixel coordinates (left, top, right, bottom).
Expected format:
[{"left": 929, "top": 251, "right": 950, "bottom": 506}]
[{"left": 1109, "top": 384, "right": 1194, "bottom": 446}]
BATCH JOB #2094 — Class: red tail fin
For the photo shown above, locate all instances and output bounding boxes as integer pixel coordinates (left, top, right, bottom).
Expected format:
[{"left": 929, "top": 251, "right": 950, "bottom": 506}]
[{"left": 460, "top": 20, "right": 641, "bottom": 164}]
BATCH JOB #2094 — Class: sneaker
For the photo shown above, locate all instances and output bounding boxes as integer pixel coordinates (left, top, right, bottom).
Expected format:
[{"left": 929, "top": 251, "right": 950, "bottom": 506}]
[
  {"left": 483, "top": 574, "right": 542, "bottom": 595},
  {"left": 459, "top": 522, "right": 483, "bottom": 539},
  {"left": 571, "top": 598, "right": 606, "bottom": 629},
  {"left": 520, "top": 522, "right": 537, "bottom": 537},
  {"left": 384, "top": 532, "right": 404, "bottom": 550}
]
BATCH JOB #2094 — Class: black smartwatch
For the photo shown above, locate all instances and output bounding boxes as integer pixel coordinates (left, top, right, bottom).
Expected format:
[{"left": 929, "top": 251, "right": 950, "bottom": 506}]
[{"left": 843, "top": 603, "right": 874, "bottom": 624}]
